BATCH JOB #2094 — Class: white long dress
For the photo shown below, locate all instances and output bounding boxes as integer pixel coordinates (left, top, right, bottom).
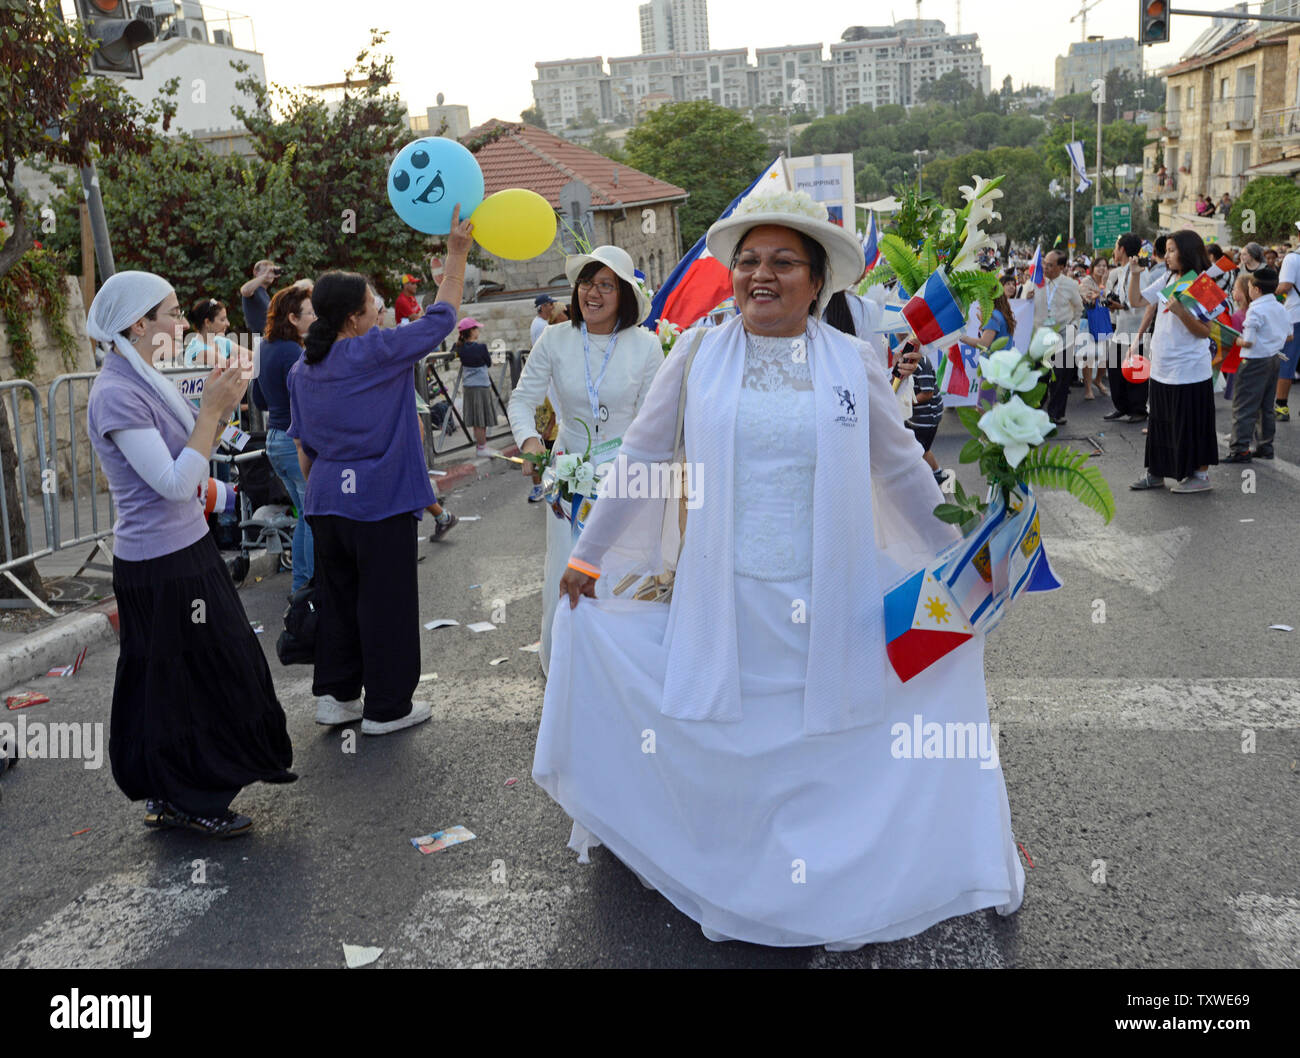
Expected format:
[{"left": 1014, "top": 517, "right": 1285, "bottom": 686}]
[
  {"left": 534, "top": 330, "right": 1025, "bottom": 948},
  {"left": 507, "top": 323, "right": 664, "bottom": 674}
]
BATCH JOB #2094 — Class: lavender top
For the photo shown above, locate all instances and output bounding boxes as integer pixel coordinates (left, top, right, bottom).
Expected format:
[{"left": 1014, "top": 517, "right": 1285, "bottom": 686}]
[
  {"left": 87, "top": 352, "right": 210, "bottom": 562},
  {"left": 288, "top": 303, "right": 455, "bottom": 521}
]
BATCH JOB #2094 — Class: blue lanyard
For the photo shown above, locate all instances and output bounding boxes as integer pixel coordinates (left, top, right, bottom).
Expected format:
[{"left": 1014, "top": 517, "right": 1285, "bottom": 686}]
[{"left": 580, "top": 322, "right": 619, "bottom": 434}]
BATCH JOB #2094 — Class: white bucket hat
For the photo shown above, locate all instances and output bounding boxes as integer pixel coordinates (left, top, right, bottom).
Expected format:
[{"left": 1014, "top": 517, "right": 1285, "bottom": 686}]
[
  {"left": 706, "top": 190, "right": 866, "bottom": 314},
  {"left": 564, "top": 245, "right": 652, "bottom": 324}
]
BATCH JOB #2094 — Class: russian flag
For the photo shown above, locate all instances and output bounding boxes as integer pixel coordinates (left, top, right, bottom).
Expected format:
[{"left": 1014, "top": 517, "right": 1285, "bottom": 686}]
[
  {"left": 646, "top": 158, "right": 788, "bottom": 330},
  {"left": 901, "top": 269, "right": 966, "bottom": 345},
  {"left": 1029, "top": 245, "right": 1045, "bottom": 288},
  {"left": 862, "top": 211, "right": 880, "bottom": 272},
  {"left": 883, "top": 567, "right": 973, "bottom": 683}
]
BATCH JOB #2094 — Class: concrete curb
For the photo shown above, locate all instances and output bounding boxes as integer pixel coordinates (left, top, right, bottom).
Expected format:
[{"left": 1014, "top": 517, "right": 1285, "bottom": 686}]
[
  {"left": 0, "top": 605, "right": 117, "bottom": 692},
  {"left": 433, "top": 444, "right": 520, "bottom": 494}
]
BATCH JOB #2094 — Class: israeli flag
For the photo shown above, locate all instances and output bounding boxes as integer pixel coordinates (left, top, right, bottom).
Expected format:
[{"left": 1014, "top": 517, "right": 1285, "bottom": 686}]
[{"left": 1065, "top": 140, "right": 1092, "bottom": 194}]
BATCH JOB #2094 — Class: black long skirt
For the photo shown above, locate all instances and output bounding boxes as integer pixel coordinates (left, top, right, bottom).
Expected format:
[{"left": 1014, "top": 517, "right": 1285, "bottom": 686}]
[
  {"left": 110, "top": 533, "right": 295, "bottom": 816},
  {"left": 1144, "top": 378, "right": 1219, "bottom": 481}
]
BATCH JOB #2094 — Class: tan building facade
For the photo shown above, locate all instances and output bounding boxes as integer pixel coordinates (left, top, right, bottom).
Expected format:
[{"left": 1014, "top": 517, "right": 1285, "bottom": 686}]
[{"left": 1148, "top": 22, "right": 1300, "bottom": 242}]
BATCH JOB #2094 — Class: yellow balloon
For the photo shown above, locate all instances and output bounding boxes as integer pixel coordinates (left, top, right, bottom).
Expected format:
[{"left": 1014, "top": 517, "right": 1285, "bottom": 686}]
[{"left": 470, "top": 189, "right": 557, "bottom": 260}]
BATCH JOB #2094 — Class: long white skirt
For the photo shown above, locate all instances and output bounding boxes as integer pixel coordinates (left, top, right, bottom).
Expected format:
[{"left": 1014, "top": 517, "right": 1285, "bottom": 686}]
[
  {"left": 540, "top": 502, "right": 611, "bottom": 676},
  {"left": 534, "top": 570, "right": 1026, "bottom": 948}
]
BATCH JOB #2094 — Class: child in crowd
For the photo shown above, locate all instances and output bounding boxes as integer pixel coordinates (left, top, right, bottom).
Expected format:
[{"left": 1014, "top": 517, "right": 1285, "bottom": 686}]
[
  {"left": 1215, "top": 273, "right": 1250, "bottom": 402},
  {"left": 1225, "top": 267, "right": 1289, "bottom": 462},
  {"left": 454, "top": 317, "right": 496, "bottom": 456},
  {"left": 895, "top": 339, "right": 946, "bottom": 485}
]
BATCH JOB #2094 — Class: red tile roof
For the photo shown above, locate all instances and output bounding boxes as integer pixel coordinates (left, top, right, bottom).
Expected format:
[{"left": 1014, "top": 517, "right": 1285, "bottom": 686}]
[{"left": 463, "top": 120, "right": 688, "bottom": 211}]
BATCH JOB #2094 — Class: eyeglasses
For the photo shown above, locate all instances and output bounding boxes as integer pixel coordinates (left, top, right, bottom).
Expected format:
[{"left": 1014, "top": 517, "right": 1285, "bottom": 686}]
[
  {"left": 162, "top": 308, "right": 186, "bottom": 320},
  {"left": 734, "top": 254, "right": 810, "bottom": 275},
  {"left": 577, "top": 279, "right": 617, "bottom": 294}
]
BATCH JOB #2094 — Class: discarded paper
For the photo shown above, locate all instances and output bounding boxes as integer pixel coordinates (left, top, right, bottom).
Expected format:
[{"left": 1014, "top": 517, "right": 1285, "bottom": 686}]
[
  {"left": 489, "top": 657, "right": 508, "bottom": 666},
  {"left": 6, "top": 692, "right": 49, "bottom": 710},
  {"left": 410, "top": 825, "right": 476, "bottom": 855},
  {"left": 466, "top": 621, "right": 496, "bottom": 633},
  {"left": 46, "top": 646, "right": 88, "bottom": 678},
  {"left": 342, "top": 943, "right": 384, "bottom": 969},
  {"left": 1269, "top": 624, "right": 1294, "bottom": 632},
  {"left": 520, "top": 641, "right": 541, "bottom": 653},
  {"left": 424, "top": 618, "right": 459, "bottom": 630}
]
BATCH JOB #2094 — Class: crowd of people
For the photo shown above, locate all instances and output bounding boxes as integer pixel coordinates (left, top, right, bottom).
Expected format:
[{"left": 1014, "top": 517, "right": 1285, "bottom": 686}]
[{"left": 77, "top": 174, "right": 1297, "bottom": 949}]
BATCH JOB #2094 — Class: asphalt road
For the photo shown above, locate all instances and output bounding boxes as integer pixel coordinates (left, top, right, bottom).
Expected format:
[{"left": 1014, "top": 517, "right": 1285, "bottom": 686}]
[{"left": 1, "top": 388, "right": 1297, "bottom": 969}]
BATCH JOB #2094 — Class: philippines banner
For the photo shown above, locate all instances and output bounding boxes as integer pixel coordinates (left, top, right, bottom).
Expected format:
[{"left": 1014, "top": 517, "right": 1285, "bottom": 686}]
[{"left": 646, "top": 158, "right": 789, "bottom": 330}]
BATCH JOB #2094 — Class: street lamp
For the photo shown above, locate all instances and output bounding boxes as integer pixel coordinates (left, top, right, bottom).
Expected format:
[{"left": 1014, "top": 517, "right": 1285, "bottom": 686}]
[{"left": 913, "top": 149, "right": 929, "bottom": 193}]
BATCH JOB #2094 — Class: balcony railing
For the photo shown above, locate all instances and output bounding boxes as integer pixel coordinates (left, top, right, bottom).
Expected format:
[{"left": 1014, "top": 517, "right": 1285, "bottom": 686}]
[
  {"left": 1211, "top": 96, "right": 1256, "bottom": 129},
  {"left": 1260, "top": 105, "right": 1300, "bottom": 139}
]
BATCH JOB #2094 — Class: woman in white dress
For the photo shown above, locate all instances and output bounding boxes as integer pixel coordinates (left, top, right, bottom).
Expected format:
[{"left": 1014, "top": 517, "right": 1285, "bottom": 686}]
[
  {"left": 507, "top": 246, "right": 664, "bottom": 674},
  {"left": 536, "top": 193, "right": 1025, "bottom": 949}
]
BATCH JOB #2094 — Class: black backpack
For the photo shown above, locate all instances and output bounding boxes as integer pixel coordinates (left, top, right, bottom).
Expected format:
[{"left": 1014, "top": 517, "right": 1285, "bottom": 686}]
[{"left": 276, "top": 580, "right": 317, "bottom": 665}]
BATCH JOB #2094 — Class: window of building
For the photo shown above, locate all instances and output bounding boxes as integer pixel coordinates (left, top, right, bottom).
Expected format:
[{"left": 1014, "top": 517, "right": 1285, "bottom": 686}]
[{"left": 1187, "top": 86, "right": 1195, "bottom": 108}]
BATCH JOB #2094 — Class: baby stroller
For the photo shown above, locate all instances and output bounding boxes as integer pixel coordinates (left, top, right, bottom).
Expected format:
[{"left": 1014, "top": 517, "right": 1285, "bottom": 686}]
[{"left": 212, "top": 432, "right": 297, "bottom": 574}]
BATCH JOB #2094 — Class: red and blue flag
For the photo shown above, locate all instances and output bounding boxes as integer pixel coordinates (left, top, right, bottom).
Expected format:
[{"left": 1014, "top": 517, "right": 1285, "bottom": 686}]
[
  {"left": 901, "top": 269, "right": 966, "bottom": 345},
  {"left": 1029, "top": 245, "right": 1045, "bottom": 288},
  {"left": 883, "top": 568, "right": 973, "bottom": 683},
  {"left": 862, "top": 211, "right": 880, "bottom": 272}
]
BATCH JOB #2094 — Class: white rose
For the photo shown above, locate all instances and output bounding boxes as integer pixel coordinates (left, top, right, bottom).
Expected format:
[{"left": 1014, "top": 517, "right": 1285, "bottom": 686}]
[
  {"left": 979, "top": 348, "right": 1040, "bottom": 393},
  {"left": 1026, "top": 327, "right": 1063, "bottom": 365},
  {"left": 978, "top": 395, "right": 1053, "bottom": 468},
  {"left": 555, "top": 453, "right": 581, "bottom": 481},
  {"left": 573, "top": 461, "right": 596, "bottom": 493}
]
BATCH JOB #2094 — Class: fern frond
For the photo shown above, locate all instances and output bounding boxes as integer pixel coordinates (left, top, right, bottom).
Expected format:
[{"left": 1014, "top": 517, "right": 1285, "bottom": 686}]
[
  {"left": 858, "top": 264, "right": 896, "bottom": 293},
  {"left": 1018, "top": 445, "right": 1115, "bottom": 523},
  {"left": 879, "top": 233, "right": 923, "bottom": 296},
  {"left": 919, "top": 236, "right": 939, "bottom": 279}
]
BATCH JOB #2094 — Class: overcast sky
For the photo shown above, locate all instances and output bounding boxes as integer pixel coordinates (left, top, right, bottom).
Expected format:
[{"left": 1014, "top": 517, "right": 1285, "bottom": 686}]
[{"left": 243, "top": 0, "right": 1214, "bottom": 122}]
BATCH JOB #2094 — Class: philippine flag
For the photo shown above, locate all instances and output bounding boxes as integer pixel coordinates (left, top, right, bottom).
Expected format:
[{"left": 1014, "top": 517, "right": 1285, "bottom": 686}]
[
  {"left": 901, "top": 269, "right": 966, "bottom": 345},
  {"left": 1029, "top": 245, "right": 1045, "bottom": 288},
  {"left": 647, "top": 158, "right": 788, "bottom": 330},
  {"left": 862, "top": 211, "right": 880, "bottom": 272},
  {"left": 884, "top": 567, "right": 974, "bottom": 683}
]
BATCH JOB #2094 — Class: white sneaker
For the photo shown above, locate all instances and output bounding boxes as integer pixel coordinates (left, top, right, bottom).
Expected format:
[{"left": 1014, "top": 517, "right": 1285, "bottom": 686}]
[
  {"left": 315, "top": 694, "right": 362, "bottom": 726},
  {"left": 361, "top": 701, "right": 432, "bottom": 735},
  {"left": 475, "top": 445, "right": 494, "bottom": 457},
  {"left": 1170, "top": 475, "right": 1213, "bottom": 493}
]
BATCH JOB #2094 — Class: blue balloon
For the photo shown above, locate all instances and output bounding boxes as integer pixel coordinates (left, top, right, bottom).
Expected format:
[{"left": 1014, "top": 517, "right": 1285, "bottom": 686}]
[{"left": 387, "top": 137, "right": 484, "bottom": 235}]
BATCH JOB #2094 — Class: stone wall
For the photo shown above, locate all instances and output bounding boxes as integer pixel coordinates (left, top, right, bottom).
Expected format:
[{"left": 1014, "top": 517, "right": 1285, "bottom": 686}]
[{"left": 0, "top": 277, "right": 98, "bottom": 499}]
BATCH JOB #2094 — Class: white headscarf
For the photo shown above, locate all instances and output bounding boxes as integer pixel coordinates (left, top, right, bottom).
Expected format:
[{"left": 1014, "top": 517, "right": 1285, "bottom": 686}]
[{"left": 86, "top": 271, "right": 196, "bottom": 432}]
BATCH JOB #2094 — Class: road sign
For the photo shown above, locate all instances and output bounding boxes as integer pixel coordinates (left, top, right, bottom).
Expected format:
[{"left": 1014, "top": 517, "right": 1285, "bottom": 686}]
[{"left": 1092, "top": 203, "right": 1132, "bottom": 250}]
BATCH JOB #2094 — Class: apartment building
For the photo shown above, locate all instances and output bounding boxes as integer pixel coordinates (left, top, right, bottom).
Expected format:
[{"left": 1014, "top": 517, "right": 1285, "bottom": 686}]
[
  {"left": 1055, "top": 37, "right": 1141, "bottom": 98},
  {"left": 531, "top": 19, "right": 987, "bottom": 132},
  {"left": 639, "top": 0, "right": 710, "bottom": 55},
  {"left": 1147, "top": 14, "right": 1300, "bottom": 238}
]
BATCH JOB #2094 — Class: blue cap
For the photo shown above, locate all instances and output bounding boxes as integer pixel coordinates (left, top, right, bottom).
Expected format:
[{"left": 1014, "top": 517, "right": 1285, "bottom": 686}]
[{"left": 534, "top": 294, "right": 555, "bottom": 307}]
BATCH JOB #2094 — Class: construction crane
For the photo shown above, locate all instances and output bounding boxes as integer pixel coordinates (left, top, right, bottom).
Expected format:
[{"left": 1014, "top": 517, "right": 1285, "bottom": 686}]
[{"left": 1070, "top": 0, "right": 1104, "bottom": 42}]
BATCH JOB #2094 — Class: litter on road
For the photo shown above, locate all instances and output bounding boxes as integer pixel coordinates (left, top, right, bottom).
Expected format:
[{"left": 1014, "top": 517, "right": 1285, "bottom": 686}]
[
  {"left": 45, "top": 646, "right": 88, "bottom": 678},
  {"left": 489, "top": 657, "right": 508, "bottom": 665},
  {"left": 6, "top": 692, "right": 49, "bottom": 710},
  {"left": 411, "top": 825, "right": 476, "bottom": 854},
  {"left": 1269, "top": 624, "right": 1294, "bottom": 632},
  {"left": 342, "top": 944, "right": 383, "bottom": 969},
  {"left": 520, "top": 641, "right": 541, "bottom": 653},
  {"left": 466, "top": 621, "right": 496, "bottom": 633},
  {"left": 424, "top": 619, "right": 459, "bottom": 630}
]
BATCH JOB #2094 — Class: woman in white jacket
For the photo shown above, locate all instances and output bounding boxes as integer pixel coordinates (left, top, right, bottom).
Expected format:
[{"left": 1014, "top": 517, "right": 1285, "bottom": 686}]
[{"left": 507, "top": 245, "right": 663, "bottom": 674}]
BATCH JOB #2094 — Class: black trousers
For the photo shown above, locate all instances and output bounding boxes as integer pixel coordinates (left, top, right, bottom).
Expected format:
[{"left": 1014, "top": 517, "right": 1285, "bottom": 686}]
[
  {"left": 1045, "top": 363, "right": 1076, "bottom": 420},
  {"left": 308, "top": 512, "right": 420, "bottom": 722}
]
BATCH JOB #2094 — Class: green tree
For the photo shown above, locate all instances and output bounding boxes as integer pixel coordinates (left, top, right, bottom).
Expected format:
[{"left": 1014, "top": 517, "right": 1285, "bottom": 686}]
[
  {"left": 587, "top": 127, "right": 626, "bottom": 164},
  {"left": 924, "top": 147, "right": 1070, "bottom": 246},
  {"left": 623, "top": 101, "right": 769, "bottom": 245},
  {"left": 918, "top": 70, "right": 975, "bottom": 106},
  {"left": 43, "top": 134, "right": 324, "bottom": 331},
  {"left": 1229, "top": 176, "right": 1300, "bottom": 244},
  {"left": 0, "top": 0, "right": 163, "bottom": 601},
  {"left": 232, "top": 30, "right": 430, "bottom": 297},
  {"left": 520, "top": 104, "right": 546, "bottom": 128}
]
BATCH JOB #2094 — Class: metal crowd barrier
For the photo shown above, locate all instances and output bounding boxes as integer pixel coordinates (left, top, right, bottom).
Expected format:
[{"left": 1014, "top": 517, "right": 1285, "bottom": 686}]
[
  {"left": 0, "top": 381, "right": 57, "bottom": 607},
  {"left": 419, "top": 348, "right": 518, "bottom": 460}
]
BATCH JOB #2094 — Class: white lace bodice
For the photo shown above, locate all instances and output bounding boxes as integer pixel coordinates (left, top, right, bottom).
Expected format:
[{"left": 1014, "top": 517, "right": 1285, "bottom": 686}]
[{"left": 734, "top": 332, "right": 816, "bottom": 581}]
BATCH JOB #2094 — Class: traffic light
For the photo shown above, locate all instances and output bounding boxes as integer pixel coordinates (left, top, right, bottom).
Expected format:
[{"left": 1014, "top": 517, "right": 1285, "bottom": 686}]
[
  {"left": 1139, "top": 0, "right": 1171, "bottom": 45},
  {"left": 74, "top": 0, "right": 156, "bottom": 78}
]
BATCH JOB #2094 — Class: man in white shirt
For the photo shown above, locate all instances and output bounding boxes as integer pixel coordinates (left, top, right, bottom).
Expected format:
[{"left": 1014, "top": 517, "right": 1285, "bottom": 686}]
[
  {"left": 1105, "top": 233, "right": 1150, "bottom": 423},
  {"left": 1034, "top": 250, "right": 1084, "bottom": 424},
  {"left": 1226, "top": 266, "right": 1290, "bottom": 461},
  {"left": 1273, "top": 226, "right": 1300, "bottom": 420}
]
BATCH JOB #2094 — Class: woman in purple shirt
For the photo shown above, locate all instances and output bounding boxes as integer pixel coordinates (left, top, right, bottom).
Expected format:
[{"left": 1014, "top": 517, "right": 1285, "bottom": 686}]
[
  {"left": 86, "top": 271, "right": 295, "bottom": 838},
  {"left": 287, "top": 208, "right": 473, "bottom": 734}
]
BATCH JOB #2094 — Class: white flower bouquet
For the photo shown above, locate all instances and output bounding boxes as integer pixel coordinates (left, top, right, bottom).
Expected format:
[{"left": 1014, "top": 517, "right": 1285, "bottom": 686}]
[{"left": 934, "top": 326, "right": 1115, "bottom": 533}]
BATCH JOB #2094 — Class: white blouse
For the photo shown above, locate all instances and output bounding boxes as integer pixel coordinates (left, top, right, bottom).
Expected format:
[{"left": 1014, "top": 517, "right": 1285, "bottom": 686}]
[{"left": 508, "top": 322, "right": 664, "bottom": 456}]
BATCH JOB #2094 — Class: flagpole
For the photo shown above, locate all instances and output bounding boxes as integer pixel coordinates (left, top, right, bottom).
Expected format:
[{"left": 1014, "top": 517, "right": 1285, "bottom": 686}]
[{"left": 1068, "top": 118, "right": 1075, "bottom": 260}]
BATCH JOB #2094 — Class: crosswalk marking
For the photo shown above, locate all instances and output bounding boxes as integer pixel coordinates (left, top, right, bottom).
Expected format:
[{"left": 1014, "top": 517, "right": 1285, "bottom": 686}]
[
  {"left": 390, "top": 886, "right": 577, "bottom": 968},
  {"left": 1224, "top": 893, "right": 1300, "bottom": 968},
  {"left": 0, "top": 868, "right": 225, "bottom": 969},
  {"left": 807, "top": 910, "right": 1007, "bottom": 968},
  {"left": 987, "top": 677, "right": 1300, "bottom": 729}
]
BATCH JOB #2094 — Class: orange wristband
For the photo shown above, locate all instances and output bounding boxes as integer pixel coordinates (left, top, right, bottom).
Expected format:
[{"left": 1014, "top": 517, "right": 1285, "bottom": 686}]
[{"left": 567, "top": 557, "right": 600, "bottom": 580}]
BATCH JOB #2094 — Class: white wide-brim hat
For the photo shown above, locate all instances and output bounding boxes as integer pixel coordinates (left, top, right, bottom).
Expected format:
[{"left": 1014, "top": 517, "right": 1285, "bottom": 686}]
[
  {"left": 706, "top": 191, "right": 866, "bottom": 314},
  {"left": 564, "top": 245, "right": 652, "bottom": 324}
]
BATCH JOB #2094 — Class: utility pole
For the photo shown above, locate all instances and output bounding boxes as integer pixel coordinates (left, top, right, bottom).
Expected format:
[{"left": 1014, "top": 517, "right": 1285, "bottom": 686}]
[
  {"left": 1068, "top": 117, "right": 1076, "bottom": 257},
  {"left": 1096, "top": 80, "right": 1104, "bottom": 211}
]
